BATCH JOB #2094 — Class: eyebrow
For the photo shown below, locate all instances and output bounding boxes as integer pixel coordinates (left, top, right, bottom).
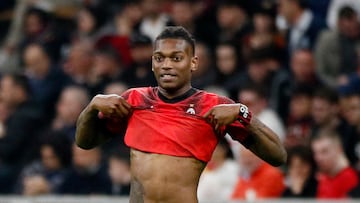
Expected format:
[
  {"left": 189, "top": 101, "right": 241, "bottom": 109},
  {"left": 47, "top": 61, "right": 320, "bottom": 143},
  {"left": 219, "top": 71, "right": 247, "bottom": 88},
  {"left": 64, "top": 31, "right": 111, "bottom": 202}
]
[{"left": 153, "top": 51, "right": 185, "bottom": 55}]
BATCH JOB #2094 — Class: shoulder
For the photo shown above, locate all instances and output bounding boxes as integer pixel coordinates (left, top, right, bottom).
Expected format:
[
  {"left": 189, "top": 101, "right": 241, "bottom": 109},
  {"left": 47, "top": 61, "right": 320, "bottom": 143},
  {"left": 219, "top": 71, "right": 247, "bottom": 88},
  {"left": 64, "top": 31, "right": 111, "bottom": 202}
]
[
  {"left": 121, "top": 87, "right": 155, "bottom": 99},
  {"left": 196, "top": 89, "right": 235, "bottom": 105}
]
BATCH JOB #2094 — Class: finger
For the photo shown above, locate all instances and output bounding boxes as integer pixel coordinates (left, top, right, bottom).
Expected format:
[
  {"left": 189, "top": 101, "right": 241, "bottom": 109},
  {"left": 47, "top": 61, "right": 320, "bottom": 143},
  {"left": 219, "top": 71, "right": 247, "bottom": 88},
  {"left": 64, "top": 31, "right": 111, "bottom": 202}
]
[
  {"left": 115, "top": 104, "right": 130, "bottom": 117},
  {"left": 118, "top": 97, "right": 131, "bottom": 109},
  {"left": 203, "top": 108, "right": 213, "bottom": 118},
  {"left": 215, "top": 123, "right": 219, "bottom": 131},
  {"left": 206, "top": 114, "right": 215, "bottom": 124}
]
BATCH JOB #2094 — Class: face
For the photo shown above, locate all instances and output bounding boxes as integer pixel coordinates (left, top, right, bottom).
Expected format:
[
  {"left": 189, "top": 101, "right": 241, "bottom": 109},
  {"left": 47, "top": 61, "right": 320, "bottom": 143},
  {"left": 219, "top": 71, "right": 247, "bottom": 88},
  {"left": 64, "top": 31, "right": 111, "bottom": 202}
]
[
  {"left": 118, "top": 3, "right": 143, "bottom": 25},
  {"left": 0, "top": 76, "right": 17, "bottom": 106},
  {"left": 171, "top": 1, "right": 194, "bottom": 26},
  {"left": 217, "top": 6, "right": 244, "bottom": 29},
  {"left": 216, "top": 44, "right": 237, "bottom": 75},
  {"left": 312, "top": 137, "right": 340, "bottom": 174},
  {"left": 278, "top": 0, "right": 295, "bottom": 23},
  {"left": 338, "top": 15, "right": 360, "bottom": 39},
  {"left": 288, "top": 155, "right": 312, "bottom": 180},
  {"left": 63, "top": 43, "right": 93, "bottom": 76},
  {"left": 342, "top": 95, "right": 360, "bottom": 126},
  {"left": 141, "top": 0, "right": 163, "bottom": 16},
  {"left": 238, "top": 90, "right": 265, "bottom": 115},
  {"left": 109, "top": 157, "right": 130, "bottom": 184},
  {"left": 193, "top": 43, "right": 210, "bottom": 77},
  {"left": 56, "top": 88, "right": 86, "bottom": 125},
  {"left": 77, "top": 9, "right": 96, "bottom": 33},
  {"left": 93, "top": 54, "right": 119, "bottom": 76},
  {"left": 41, "top": 145, "right": 61, "bottom": 170},
  {"left": 131, "top": 45, "right": 153, "bottom": 64},
  {"left": 312, "top": 98, "right": 336, "bottom": 125},
  {"left": 23, "top": 44, "right": 49, "bottom": 77},
  {"left": 290, "top": 95, "right": 312, "bottom": 119},
  {"left": 238, "top": 146, "right": 262, "bottom": 173},
  {"left": 25, "top": 13, "right": 43, "bottom": 36},
  {"left": 248, "top": 61, "right": 270, "bottom": 83},
  {"left": 152, "top": 38, "right": 197, "bottom": 95},
  {"left": 253, "top": 14, "right": 273, "bottom": 33},
  {"left": 72, "top": 145, "right": 101, "bottom": 169},
  {"left": 291, "top": 50, "right": 315, "bottom": 82}
]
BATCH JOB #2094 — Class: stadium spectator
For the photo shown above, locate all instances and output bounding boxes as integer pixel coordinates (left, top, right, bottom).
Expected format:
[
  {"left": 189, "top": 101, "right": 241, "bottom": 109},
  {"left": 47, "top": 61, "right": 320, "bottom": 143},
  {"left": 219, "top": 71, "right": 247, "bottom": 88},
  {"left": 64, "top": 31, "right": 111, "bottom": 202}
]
[
  {"left": 137, "top": 0, "right": 174, "bottom": 41},
  {"left": 91, "top": 44, "right": 126, "bottom": 94},
  {"left": 338, "top": 88, "right": 360, "bottom": 169},
  {"left": 59, "top": 145, "right": 112, "bottom": 195},
  {"left": 282, "top": 145, "right": 318, "bottom": 198},
  {"left": 62, "top": 39, "right": 95, "bottom": 94},
  {"left": 121, "top": 32, "right": 157, "bottom": 88},
  {"left": 108, "top": 149, "right": 131, "bottom": 196},
  {"left": 284, "top": 86, "right": 313, "bottom": 149},
  {"left": 191, "top": 41, "right": 216, "bottom": 90},
  {"left": 51, "top": 86, "right": 90, "bottom": 141},
  {"left": 214, "top": 41, "right": 243, "bottom": 99},
  {"left": 215, "top": 0, "right": 251, "bottom": 52},
  {"left": 197, "top": 138, "right": 238, "bottom": 202},
  {"left": 238, "top": 84, "right": 286, "bottom": 142},
  {"left": 231, "top": 145, "right": 285, "bottom": 200},
  {"left": 277, "top": 0, "right": 327, "bottom": 62},
  {"left": 15, "top": 130, "right": 72, "bottom": 195},
  {"left": 311, "top": 129, "right": 359, "bottom": 198},
  {"left": 0, "top": 73, "right": 45, "bottom": 193},
  {"left": 315, "top": 6, "right": 360, "bottom": 87},
  {"left": 22, "top": 42, "right": 71, "bottom": 120}
]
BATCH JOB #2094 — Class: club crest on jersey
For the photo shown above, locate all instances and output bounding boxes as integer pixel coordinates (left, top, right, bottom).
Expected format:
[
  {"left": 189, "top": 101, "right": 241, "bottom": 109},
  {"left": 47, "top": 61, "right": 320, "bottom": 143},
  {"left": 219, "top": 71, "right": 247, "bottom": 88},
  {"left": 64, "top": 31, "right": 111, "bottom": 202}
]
[{"left": 186, "top": 104, "right": 196, "bottom": 114}]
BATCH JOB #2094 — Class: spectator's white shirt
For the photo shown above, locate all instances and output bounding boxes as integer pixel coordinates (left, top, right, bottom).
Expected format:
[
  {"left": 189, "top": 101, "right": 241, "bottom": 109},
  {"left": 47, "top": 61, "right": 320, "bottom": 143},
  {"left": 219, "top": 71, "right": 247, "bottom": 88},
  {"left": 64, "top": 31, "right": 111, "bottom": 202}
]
[
  {"left": 139, "top": 14, "right": 170, "bottom": 42},
  {"left": 197, "top": 160, "right": 238, "bottom": 202},
  {"left": 289, "top": 10, "right": 313, "bottom": 52},
  {"left": 257, "top": 108, "right": 286, "bottom": 142}
]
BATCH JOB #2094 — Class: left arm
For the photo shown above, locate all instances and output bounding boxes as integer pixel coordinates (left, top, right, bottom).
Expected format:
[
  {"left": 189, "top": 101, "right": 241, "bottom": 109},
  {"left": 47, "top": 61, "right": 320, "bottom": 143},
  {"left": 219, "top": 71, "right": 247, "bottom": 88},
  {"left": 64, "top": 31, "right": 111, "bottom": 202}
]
[{"left": 204, "top": 104, "right": 287, "bottom": 166}]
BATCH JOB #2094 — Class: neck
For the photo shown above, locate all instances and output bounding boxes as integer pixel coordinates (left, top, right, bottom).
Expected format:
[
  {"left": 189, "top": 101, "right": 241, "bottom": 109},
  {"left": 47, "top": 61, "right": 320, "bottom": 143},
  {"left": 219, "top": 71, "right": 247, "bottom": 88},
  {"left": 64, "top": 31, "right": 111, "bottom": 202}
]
[
  {"left": 158, "top": 85, "right": 192, "bottom": 99},
  {"left": 289, "top": 9, "right": 304, "bottom": 26},
  {"left": 329, "top": 155, "right": 349, "bottom": 177}
]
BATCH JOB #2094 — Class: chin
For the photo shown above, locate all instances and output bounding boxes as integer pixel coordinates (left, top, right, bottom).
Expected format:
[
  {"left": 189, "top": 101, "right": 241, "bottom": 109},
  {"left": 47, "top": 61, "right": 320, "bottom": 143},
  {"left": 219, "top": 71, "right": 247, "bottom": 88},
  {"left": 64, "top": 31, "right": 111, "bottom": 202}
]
[{"left": 159, "top": 83, "right": 178, "bottom": 91}]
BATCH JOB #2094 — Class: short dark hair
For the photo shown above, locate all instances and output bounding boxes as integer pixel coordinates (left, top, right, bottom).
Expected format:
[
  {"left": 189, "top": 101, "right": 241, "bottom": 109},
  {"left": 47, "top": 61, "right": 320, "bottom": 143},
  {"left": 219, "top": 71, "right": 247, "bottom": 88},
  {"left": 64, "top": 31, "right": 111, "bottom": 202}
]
[
  {"left": 286, "top": 145, "right": 316, "bottom": 171},
  {"left": 155, "top": 26, "right": 196, "bottom": 55},
  {"left": 313, "top": 86, "right": 339, "bottom": 104},
  {"left": 239, "top": 83, "right": 268, "bottom": 100},
  {"left": 5, "top": 73, "right": 32, "bottom": 96},
  {"left": 311, "top": 128, "right": 342, "bottom": 146},
  {"left": 338, "top": 6, "right": 357, "bottom": 19},
  {"left": 40, "top": 130, "right": 73, "bottom": 167}
]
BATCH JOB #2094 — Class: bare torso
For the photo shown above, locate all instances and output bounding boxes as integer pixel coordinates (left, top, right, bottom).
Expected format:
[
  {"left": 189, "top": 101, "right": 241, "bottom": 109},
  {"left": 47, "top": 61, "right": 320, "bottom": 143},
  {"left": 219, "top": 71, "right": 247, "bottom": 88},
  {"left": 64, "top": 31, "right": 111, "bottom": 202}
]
[{"left": 129, "top": 149, "right": 206, "bottom": 203}]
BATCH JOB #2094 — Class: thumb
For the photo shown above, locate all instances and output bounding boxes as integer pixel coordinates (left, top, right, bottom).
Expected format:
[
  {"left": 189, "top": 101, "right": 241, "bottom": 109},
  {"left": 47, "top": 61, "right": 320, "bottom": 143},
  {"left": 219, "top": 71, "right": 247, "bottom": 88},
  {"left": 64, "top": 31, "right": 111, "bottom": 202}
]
[{"left": 203, "top": 108, "right": 214, "bottom": 119}]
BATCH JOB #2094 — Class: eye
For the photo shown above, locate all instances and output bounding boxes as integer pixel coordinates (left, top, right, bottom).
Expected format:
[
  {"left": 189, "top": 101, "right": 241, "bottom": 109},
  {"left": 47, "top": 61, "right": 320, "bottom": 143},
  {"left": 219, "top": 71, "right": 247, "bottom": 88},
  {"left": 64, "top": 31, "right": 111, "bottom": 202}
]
[
  {"left": 172, "top": 56, "right": 183, "bottom": 62},
  {"left": 153, "top": 55, "right": 164, "bottom": 62}
]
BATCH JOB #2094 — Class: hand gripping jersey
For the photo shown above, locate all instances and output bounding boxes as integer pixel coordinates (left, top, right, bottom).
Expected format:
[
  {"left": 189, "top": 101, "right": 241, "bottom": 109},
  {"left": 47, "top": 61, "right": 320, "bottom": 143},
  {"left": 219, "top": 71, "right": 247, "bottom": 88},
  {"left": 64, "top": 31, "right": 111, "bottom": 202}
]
[{"left": 106, "top": 87, "right": 250, "bottom": 162}]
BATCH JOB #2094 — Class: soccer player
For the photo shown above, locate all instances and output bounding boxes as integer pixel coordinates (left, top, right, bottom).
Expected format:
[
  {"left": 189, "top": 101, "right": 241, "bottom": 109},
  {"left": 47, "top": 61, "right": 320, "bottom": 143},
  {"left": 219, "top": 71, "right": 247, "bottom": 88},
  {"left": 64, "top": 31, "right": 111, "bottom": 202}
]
[{"left": 75, "top": 26, "right": 287, "bottom": 203}]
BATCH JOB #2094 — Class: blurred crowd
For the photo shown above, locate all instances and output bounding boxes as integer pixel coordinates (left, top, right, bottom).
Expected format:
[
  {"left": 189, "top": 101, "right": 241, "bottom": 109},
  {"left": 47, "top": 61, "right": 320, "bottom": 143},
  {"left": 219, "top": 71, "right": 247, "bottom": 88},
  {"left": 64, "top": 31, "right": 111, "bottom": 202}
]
[{"left": 0, "top": 0, "right": 359, "bottom": 201}]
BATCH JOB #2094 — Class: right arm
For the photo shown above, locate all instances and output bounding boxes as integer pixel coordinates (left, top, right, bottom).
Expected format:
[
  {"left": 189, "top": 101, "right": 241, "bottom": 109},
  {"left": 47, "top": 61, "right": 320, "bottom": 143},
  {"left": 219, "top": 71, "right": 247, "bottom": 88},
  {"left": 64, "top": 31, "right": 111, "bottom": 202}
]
[
  {"left": 75, "top": 94, "right": 131, "bottom": 149},
  {"left": 204, "top": 103, "right": 287, "bottom": 167}
]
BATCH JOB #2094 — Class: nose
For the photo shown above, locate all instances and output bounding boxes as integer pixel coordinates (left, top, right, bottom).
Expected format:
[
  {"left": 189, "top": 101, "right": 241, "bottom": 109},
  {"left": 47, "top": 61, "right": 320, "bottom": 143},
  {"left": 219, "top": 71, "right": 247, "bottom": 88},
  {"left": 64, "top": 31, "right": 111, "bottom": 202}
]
[{"left": 161, "top": 57, "right": 172, "bottom": 69}]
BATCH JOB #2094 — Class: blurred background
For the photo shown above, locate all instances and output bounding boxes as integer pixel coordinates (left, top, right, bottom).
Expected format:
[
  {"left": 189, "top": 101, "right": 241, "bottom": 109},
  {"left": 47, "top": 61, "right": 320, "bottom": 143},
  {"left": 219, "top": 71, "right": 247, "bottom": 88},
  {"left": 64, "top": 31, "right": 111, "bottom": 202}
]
[{"left": 0, "top": 0, "right": 360, "bottom": 202}]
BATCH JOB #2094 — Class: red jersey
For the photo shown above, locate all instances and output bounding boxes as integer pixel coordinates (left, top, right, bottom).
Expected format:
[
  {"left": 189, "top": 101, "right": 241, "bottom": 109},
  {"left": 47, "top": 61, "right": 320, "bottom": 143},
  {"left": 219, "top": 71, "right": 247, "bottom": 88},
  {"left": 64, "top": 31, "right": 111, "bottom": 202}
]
[
  {"left": 106, "top": 87, "right": 249, "bottom": 162},
  {"left": 316, "top": 166, "right": 359, "bottom": 198},
  {"left": 231, "top": 163, "right": 285, "bottom": 199}
]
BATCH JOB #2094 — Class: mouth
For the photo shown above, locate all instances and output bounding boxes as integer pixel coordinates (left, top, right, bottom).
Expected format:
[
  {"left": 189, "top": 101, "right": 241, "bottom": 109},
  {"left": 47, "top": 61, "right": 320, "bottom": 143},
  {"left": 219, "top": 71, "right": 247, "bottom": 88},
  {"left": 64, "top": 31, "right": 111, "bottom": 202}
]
[{"left": 160, "top": 73, "right": 177, "bottom": 80}]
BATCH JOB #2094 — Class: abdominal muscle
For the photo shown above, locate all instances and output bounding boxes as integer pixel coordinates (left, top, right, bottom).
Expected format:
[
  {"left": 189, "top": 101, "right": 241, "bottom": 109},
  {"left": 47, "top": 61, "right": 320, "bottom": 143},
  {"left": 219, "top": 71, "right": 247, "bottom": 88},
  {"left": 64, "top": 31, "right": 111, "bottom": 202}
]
[{"left": 129, "top": 149, "right": 206, "bottom": 203}]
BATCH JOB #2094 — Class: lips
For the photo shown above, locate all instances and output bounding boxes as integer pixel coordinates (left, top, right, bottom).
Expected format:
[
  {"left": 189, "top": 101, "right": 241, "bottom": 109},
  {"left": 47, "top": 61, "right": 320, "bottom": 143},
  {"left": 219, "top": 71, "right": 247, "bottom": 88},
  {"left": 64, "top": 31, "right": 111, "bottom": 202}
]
[{"left": 160, "top": 73, "right": 177, "bottom": 80}]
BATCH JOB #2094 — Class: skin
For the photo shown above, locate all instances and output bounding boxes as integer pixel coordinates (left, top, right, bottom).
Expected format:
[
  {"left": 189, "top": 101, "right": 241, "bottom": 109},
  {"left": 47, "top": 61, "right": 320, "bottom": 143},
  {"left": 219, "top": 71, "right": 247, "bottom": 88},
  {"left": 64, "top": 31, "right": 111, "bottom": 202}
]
[{"left": 76, "top": 37, "right": 286, "bottom": 203}]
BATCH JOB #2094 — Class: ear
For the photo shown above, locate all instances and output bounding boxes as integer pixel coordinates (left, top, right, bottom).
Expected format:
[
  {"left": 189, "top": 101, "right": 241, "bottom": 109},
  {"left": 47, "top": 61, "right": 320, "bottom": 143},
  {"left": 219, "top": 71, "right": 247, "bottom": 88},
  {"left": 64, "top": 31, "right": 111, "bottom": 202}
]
[{"left": 190, "top": 56, "right": 198, "bottom": 72}]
